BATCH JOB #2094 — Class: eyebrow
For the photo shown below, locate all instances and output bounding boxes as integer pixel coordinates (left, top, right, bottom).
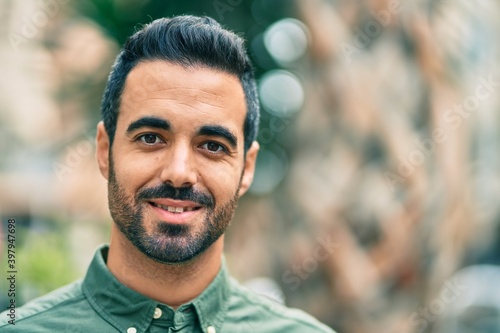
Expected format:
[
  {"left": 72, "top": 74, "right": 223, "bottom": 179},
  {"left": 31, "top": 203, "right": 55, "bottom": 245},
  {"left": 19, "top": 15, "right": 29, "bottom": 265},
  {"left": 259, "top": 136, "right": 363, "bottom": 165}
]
[
  {"left": 126, "top": 116, "right": 171, "bottom": 134},
  {"left": 198, "top": 125, "right": 238, "bottom": 149}
]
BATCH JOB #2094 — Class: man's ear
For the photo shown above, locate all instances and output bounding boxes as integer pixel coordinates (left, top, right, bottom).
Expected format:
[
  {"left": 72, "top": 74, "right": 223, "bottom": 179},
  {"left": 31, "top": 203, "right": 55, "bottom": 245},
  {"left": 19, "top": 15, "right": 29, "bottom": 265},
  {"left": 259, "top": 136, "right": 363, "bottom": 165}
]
[
  {"left": 96, "top": 121, "right": 110, "bottom": 180},
  {"left": 238, "top": 141, "right": 260, "bottom": 197}
]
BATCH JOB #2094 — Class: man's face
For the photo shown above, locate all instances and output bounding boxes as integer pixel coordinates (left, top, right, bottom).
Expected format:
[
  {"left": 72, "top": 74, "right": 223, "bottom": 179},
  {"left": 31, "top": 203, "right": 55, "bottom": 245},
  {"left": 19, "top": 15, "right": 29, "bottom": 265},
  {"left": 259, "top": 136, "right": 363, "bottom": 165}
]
[{"left": 96, "top": 61, "right": 258, "bottom": 264}]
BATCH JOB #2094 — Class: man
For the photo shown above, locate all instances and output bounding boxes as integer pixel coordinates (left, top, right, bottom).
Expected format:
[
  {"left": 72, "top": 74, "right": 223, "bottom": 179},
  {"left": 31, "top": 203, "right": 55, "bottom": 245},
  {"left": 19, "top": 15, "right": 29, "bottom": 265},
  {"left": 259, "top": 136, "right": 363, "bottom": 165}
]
[{"left": 1, "top": 16, "right": 335, "bottom": 332}]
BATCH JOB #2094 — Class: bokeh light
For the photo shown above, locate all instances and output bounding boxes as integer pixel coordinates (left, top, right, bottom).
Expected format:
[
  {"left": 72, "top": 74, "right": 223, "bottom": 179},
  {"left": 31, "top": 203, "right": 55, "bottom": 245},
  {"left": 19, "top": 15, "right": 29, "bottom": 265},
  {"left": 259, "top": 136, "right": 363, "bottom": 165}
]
[
  {"left": 264, "top": 18, "right": 308, "bottom": 65},
  {"left": 249, "top": 147, "right": 288, "bottom": 195},
  {"left": 259, "top": 70, "right": 304, "bottom": 117}
]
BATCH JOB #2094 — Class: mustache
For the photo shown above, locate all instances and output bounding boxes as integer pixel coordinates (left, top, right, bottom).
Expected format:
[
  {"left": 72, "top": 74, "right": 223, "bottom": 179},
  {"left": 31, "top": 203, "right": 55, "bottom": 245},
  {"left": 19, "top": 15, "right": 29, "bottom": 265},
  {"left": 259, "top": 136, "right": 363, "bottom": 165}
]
[{"left": 137, "top": 183, "right": 214, "bottom": 208}]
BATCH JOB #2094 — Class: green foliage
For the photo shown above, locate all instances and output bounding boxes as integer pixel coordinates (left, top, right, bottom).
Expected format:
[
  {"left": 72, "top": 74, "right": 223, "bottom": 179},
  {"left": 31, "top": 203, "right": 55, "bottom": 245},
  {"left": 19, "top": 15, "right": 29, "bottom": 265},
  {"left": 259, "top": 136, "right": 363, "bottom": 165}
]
[
  {"left": 1, "top": 228, "right": 78, "bottom": 306},
  {"left": 75, "top": 0, "right": 263, "bottom": 45}
]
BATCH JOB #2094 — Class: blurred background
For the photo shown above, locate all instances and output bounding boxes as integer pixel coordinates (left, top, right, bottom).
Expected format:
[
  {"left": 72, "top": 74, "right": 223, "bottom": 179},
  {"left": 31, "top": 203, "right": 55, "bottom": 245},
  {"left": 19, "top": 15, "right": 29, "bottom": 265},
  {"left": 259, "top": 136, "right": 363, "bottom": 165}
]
[{"left": 1, "top": 0, "right": 500, "bottom": 332}]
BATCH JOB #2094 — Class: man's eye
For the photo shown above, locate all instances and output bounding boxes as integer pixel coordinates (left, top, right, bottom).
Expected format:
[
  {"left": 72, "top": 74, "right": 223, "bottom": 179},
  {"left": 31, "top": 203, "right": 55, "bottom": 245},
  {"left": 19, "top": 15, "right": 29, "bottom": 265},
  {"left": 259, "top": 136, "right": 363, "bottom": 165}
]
[
  {"left": 201, "top": 142, "right": 226, "bottom": 153},
  {"left": 138, "top": 134, "right": 163, "bottom": 145}
]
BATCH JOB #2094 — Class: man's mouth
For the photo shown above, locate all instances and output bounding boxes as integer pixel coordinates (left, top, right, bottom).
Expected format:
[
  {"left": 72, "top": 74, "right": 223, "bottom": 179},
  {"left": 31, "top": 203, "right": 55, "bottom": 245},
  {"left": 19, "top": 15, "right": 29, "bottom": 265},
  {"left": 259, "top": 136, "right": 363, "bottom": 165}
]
[{"left": 149, "top": 202, "right": 201, "bottom": 214}]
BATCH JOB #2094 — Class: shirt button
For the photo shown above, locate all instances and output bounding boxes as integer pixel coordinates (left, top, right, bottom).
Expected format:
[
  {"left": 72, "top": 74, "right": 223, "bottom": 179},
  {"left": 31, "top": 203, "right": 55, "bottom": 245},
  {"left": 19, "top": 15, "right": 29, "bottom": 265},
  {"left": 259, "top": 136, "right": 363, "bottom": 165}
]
[
  {"left": 207, "top": 326, "right": 216, "bottom": 333},
  {"left": 153, "top": 307, "right": 162, "bottom": 319},
  {"left": 127, "top": 328, "right": 137, "bottom": 333}
]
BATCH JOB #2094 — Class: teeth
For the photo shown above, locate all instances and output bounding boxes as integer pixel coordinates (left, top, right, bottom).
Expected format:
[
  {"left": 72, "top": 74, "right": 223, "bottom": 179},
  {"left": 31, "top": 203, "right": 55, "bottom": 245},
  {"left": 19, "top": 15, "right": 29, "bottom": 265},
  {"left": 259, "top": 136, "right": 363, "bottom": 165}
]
[{"left": 152, "top": 203, "right": 196, "bottom": 213}]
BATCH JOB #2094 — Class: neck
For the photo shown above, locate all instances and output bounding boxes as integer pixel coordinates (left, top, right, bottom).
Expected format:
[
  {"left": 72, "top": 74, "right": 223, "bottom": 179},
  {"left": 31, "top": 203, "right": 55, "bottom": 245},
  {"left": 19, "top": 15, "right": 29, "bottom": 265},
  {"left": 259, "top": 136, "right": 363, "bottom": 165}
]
[{"left": 107, "top": 224, "right": 223, "bottom": 309}]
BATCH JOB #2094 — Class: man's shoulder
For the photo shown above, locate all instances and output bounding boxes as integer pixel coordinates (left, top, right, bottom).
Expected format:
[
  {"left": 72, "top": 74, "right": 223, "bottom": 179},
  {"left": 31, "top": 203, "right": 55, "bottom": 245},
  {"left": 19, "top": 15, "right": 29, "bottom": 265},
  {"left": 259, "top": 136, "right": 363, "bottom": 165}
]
[
  {"left": 227, "top": 277, "right": 336, "bottom": 333},
  {"left": 0, "top": 279, "right": 87, "bottom": 331}
]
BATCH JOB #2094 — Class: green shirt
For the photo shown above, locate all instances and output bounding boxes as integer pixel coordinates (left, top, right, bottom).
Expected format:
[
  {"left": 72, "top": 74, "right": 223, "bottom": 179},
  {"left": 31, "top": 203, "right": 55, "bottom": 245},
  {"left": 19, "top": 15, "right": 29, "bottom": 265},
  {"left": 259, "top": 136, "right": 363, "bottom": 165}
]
[{"left": 1, "top": 245, "right": 336, "bottom": 333}]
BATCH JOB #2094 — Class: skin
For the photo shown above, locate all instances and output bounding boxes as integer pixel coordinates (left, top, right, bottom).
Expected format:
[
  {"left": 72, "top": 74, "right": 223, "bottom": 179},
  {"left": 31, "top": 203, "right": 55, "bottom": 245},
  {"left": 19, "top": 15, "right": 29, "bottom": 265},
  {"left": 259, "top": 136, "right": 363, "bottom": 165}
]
[{"left": 95, "top": 60, "right": 259, "bottom": 308}]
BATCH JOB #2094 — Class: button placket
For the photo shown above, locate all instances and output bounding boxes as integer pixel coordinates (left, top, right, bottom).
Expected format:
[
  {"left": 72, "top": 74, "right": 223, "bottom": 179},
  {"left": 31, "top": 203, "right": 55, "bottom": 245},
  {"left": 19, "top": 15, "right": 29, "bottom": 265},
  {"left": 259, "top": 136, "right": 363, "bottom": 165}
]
[{"left": 153, "top": 307, "right": 162, "bottom": 319}]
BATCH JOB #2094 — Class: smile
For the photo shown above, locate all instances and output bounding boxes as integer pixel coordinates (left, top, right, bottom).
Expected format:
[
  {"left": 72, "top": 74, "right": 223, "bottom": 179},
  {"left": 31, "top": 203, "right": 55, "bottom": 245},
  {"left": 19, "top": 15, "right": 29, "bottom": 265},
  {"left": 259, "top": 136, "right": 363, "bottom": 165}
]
[{"left": 150, "top": 202, "right": 200, "bottom": 213}]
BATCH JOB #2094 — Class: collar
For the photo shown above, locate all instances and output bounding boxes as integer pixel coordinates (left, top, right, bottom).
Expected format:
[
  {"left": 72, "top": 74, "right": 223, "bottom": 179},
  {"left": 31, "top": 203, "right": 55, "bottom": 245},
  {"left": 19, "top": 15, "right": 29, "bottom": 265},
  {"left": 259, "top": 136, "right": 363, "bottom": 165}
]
[{"left": 82, "top": 244, "right": 230, "bottom": 333}]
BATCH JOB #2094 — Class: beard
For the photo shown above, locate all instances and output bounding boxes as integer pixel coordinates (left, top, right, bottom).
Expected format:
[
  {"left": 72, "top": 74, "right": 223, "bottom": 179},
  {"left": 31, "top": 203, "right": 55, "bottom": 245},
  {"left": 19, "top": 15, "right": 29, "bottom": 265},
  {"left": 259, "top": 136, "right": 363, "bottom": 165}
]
[{"left": 107, "top": 157, "right": 239, "bottom": 264}]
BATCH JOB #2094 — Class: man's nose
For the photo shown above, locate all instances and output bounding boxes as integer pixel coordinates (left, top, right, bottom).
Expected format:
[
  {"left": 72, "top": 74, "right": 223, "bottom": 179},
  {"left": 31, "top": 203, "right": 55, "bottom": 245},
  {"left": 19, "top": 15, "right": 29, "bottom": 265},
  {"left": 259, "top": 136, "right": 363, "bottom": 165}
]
[{"left": 159, "top": 143, "right": 198, "bottom": 188}]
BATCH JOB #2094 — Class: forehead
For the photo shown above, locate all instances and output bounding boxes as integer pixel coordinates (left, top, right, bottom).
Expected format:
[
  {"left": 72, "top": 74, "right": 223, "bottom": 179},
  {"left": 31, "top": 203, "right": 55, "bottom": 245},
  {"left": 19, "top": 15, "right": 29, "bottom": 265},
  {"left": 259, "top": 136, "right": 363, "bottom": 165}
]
[{"left": 119, "top": 60, "right": 247, "bottom": 135}]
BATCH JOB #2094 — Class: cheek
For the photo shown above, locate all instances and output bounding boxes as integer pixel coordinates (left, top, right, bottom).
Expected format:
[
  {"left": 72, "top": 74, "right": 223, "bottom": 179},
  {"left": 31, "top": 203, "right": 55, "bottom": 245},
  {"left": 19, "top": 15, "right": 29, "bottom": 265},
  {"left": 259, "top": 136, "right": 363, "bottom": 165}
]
[
  {"left": 199, "top": 162, "right": 242, "bottom": 199},
  {"left": 112, "top": 150, "right": 160, "bottom": 191}
]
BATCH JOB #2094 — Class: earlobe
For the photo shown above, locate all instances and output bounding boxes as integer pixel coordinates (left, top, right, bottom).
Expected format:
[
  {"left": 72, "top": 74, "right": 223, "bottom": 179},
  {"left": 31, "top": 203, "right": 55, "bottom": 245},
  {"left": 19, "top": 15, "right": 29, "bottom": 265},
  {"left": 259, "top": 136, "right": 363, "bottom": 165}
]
[
  {"left": 238, "top": 141, "right": 260, "bottom": 197},
  {"left": 96, "top": 121, "right": 110, "bottom": 180}
]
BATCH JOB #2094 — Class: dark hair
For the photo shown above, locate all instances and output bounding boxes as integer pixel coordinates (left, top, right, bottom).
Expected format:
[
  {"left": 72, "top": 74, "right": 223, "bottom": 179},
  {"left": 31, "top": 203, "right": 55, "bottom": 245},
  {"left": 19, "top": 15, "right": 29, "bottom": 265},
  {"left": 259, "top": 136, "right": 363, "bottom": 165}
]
[{"left": 100, "top": 15, "right": 259, "bottom": 152}]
